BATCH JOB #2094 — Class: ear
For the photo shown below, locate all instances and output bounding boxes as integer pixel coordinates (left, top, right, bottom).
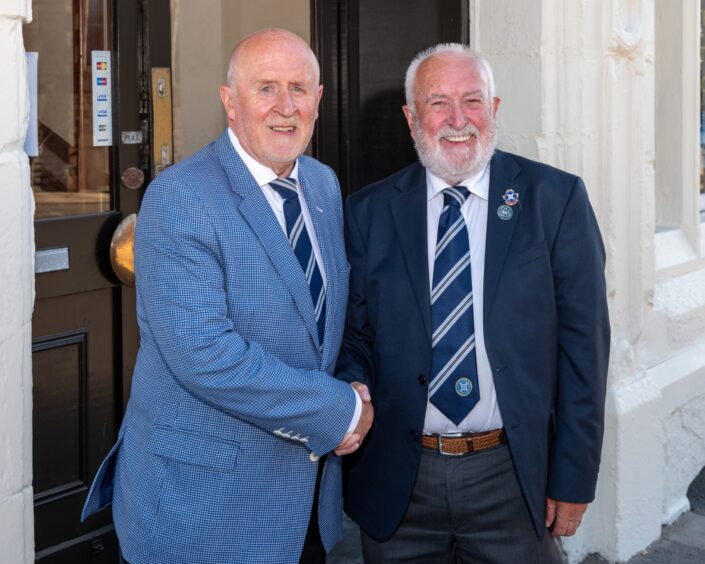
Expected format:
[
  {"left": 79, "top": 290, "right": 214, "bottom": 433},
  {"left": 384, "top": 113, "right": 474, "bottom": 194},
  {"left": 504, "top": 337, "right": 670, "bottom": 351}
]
[
  {"left": 314, "top": 84, "right": 323, "bottom": 119},
  {"left": 220, "top": 85, "right": 236, "bottom": 122},
  {"left": 492, "top": 96, "right": 501, "bottom": 117},
  {"left": 402, "top": 105, "right": 415, "bottom": 139}
]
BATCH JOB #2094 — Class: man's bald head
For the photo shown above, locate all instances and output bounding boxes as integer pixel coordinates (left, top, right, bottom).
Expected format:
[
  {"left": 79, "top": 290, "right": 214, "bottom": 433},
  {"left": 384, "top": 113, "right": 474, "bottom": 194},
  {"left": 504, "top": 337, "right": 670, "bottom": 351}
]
[{"left": 226, "top": 28, "right": 320, "bottom": 88}]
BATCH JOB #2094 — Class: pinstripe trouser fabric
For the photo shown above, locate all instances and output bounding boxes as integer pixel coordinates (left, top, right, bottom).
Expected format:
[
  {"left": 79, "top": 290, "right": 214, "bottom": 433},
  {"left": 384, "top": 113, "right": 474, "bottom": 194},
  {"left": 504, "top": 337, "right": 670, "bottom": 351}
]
[{"left": 360, "top": 445, "right": 565, "bottom": 564}]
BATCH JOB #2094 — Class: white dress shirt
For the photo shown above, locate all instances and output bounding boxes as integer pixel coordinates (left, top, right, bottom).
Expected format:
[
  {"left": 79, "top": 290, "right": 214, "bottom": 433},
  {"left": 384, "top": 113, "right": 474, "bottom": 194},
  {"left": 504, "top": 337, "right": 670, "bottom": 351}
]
[
  {"left": 423, "top": 163, "right": 504, "bottom": 434},
  {"left": 227, "top": 128, "right": 362, "bottom": 434}
]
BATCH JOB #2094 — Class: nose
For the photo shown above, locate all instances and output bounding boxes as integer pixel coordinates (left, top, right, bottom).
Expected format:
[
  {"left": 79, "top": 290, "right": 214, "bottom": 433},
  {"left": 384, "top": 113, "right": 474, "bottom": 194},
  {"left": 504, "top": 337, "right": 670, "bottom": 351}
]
[
  {"left": 275, "top": 89, "right": 296, "bottom": 116},
  {"left": 447, "top": 100, "right": 467, "bottom": 129}
]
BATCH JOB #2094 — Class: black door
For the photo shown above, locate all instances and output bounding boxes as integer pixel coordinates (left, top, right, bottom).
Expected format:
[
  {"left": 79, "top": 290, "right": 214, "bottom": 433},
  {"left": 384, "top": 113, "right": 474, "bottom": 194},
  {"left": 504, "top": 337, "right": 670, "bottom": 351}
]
[
  {"left": 25, "top": 0, "right": 170, "bottom": 561},
  {"left": 313, "top": 0, "right": 468, "bottom": 196}
]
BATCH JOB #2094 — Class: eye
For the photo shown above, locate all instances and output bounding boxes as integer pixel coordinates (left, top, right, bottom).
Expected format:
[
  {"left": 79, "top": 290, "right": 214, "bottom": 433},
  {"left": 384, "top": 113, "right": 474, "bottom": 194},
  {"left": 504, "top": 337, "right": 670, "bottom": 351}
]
[
  {"left": 291, "top": 85, "right": 305, "bottom": 93},
  {"left": 261, "top": 84, "right": 273, "bottom": 93}
]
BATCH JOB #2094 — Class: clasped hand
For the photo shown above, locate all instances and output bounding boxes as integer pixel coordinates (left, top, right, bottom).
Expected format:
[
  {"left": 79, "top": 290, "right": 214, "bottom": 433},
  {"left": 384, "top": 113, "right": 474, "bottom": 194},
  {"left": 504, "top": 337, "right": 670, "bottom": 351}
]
[{"left": 334, "top": 382, "right": 373, "bottom": 456}]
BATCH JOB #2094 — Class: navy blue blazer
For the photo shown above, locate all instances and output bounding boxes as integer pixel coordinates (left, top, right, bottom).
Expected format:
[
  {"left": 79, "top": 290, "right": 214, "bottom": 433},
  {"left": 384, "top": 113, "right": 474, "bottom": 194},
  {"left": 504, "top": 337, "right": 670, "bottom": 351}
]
[{"left": 336, "top": 150, "right": 610, "bottom": 541}]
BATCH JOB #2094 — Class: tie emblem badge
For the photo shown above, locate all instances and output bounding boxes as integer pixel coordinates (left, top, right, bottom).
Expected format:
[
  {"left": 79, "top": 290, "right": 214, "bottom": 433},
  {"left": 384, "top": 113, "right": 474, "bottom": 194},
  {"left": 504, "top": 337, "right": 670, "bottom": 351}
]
[{"left": 455, "top": 377, "right": 473, "bottom": 397}]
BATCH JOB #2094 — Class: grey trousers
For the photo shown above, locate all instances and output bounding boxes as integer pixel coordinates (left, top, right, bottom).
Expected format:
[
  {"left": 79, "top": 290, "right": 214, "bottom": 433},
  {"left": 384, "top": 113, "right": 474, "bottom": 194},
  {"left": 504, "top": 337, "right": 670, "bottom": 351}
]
[{"left": 361, "top": 444, "right": 565, "bottom": 564}]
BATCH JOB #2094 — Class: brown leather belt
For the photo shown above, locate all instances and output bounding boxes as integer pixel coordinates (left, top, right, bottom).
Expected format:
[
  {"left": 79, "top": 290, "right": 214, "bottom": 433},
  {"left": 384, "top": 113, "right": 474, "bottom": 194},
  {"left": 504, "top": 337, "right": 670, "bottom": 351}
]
[{"left": 422, "top": 428, "right": 506, "bottom": 456}]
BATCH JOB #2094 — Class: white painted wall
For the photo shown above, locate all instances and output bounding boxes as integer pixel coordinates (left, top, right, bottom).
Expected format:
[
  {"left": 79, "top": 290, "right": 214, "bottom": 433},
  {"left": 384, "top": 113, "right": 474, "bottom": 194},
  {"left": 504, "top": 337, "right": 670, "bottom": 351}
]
[
  {"left": 0, "top": 0, "right": 35, "bottom": 562},
  {"left": 471, "top": 0, "right": 705, "bottom": 562}
]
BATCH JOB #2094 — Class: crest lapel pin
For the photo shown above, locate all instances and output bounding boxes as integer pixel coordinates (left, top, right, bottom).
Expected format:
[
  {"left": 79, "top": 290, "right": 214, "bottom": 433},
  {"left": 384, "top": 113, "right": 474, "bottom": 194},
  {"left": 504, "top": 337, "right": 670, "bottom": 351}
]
[{"left": 497, "top": 188, "right": 520, "bottom": 220}]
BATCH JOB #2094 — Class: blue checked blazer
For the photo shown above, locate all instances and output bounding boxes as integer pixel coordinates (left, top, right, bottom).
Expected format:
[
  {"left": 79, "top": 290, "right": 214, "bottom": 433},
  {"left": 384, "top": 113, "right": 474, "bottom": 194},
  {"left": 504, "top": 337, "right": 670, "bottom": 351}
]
[{"left": 81, "top": 129, "right": 355, "bottom": 563}]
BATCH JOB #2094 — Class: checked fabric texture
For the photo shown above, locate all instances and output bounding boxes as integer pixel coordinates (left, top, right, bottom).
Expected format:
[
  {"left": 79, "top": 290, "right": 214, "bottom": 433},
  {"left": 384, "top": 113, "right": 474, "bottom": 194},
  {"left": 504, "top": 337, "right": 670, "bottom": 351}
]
[
  {"left": 270, "top": 177, "right": 326, "bottom": 344},
  {"left": 429, "top": 186, "right": 480, "bottom": 425}
]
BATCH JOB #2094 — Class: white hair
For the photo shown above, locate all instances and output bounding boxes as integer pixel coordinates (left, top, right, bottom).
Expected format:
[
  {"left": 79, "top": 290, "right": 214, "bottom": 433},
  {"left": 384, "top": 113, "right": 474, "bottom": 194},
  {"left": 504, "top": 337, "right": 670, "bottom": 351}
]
[{"left": 404, "top": 43, "right": 495, "bottom": 110}]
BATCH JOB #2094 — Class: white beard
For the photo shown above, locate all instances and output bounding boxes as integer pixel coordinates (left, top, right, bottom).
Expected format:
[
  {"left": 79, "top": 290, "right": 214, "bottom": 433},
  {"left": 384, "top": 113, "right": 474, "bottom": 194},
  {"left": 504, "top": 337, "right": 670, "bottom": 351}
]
[{"left": 412, "top": 117, "right": 497, "bottom": 185}]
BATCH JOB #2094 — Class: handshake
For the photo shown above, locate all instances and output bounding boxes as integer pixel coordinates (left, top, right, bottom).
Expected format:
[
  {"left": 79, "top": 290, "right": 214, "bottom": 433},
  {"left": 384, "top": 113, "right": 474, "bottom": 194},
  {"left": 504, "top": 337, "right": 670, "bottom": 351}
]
[{"left": 334, "top": 382, "right": 374, "bottom": 456}]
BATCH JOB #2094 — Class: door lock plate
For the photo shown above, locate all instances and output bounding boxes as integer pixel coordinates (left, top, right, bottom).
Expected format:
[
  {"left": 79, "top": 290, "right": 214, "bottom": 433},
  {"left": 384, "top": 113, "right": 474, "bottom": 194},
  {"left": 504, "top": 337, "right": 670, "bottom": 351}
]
[
  {"left": 151, "top": 67, "right": 173, "bottom": 176},
  {"left": 120, "top": 167, "right": 145, "bottom": 190}
]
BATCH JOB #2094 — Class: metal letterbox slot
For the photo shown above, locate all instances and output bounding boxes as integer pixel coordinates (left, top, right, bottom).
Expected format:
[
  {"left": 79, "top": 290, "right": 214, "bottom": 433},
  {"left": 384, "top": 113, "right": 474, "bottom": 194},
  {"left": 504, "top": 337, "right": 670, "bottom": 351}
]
[{"left": 35, "top": 248, "right": 70, "bottom": 274}]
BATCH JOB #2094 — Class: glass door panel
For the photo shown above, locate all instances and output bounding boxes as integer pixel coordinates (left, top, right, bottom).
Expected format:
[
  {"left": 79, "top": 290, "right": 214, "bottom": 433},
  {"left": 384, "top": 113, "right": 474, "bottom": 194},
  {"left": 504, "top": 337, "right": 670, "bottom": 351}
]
[{"left": 24, "top": 0, "right": 113, "bottom": 219}]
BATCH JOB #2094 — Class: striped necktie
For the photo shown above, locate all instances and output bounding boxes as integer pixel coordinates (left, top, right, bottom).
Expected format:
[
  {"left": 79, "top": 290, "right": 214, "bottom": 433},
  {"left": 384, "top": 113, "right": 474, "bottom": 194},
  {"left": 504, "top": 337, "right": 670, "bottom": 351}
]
[
  {"left": 429, "top": 186, "right": 480, "bottom": 425},
  {"left": 269, "top": 177, "right": 326, "bottom": 345}
]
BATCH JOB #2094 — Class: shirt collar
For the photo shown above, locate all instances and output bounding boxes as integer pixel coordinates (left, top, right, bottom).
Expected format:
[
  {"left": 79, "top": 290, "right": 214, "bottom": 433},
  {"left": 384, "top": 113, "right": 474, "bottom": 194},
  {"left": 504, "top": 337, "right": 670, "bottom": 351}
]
[
  {"left": 426, "top": 160, "right": 490, "bottom": 202},
  {"left": 227, "top": 127, "right": 299, "bottom": 187}
]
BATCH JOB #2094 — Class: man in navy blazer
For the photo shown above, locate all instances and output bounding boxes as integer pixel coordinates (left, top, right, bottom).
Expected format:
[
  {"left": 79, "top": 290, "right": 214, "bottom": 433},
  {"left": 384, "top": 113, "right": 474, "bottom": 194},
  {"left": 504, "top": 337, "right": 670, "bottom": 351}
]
[
  {"left": 337, "top": 44, "right": 610, "bottom": 562},
  {"left": 81, "top": 29, "right": 372, "bottom": 563}
]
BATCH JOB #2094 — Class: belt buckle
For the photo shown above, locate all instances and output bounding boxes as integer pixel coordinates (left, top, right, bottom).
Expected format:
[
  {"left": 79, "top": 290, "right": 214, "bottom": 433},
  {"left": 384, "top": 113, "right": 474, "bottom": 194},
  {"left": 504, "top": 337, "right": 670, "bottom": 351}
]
[{"left": 437, "top": 432, "right": 465, "bottom": 456}]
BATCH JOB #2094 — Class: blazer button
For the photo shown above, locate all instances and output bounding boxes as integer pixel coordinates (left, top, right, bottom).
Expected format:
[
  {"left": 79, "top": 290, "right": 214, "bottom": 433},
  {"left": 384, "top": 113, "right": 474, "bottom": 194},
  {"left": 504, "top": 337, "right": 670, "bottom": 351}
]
[
  {"left": 409, "top": 431, "right": 420, "bottom": 442},
  {"left": 309, "top": 452, "right": 320, "bottom": 462},
  {"left": 417, "top": 374, "right": 427, "bottom": 385}
]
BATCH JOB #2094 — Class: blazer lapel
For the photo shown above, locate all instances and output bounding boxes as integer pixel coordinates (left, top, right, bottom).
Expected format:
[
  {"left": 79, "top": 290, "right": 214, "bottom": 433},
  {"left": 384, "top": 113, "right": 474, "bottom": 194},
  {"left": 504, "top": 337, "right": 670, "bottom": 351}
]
[
  {"left": 390, "top": 164, "right": 432, "bottom": 341},
  {"left": 215, "top": 131, "right": 320, "bottom": 347},
  {"left": 483, "top": 150, "right": 522, "bottom": 320}
]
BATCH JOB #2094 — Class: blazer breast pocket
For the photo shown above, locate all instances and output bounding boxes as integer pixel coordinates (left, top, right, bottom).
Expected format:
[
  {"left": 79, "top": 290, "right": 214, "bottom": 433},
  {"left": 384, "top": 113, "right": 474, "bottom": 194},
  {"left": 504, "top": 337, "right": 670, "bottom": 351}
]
[{"left": 148, "top": 426, "right": 240, "bottom": 472}]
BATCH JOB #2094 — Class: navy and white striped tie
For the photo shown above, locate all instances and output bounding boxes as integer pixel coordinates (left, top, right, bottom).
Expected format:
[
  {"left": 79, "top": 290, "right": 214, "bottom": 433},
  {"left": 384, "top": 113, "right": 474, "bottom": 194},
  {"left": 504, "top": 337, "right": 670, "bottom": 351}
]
[
  {"left": 429, "top": 186, "right": 480, "bottom": 425},
  {"left": 269, "top": 177, "right": 326, "bottom": 344}
]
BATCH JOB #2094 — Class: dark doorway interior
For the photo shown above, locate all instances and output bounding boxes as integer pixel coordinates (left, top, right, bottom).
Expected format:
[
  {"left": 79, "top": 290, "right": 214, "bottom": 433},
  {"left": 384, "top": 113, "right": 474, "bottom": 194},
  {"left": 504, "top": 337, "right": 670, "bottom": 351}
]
[{"left": 313, "top": 0, "right": 468, "bottom": 196}]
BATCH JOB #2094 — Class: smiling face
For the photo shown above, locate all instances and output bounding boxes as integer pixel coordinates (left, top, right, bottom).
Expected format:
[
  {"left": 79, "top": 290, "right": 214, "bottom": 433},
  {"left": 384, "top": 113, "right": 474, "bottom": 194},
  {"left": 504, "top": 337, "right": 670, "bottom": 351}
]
[
  {"left": 220, "top": 30, "right": 322, "bottom": 177},
  {"left": 403, "top": 53, "right": 500, "bottom": 185}
]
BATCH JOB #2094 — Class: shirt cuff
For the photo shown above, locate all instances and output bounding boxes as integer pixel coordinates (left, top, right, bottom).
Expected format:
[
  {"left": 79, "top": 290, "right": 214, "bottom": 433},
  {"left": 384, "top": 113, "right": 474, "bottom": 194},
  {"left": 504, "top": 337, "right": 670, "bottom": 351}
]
[{"left": 346, "top": 387, "right": 363, "bottom": 434}]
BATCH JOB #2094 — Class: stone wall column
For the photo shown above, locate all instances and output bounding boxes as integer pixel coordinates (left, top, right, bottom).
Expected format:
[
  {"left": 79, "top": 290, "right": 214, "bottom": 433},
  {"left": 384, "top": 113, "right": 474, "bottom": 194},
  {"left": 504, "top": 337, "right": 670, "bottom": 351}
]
[
  {"left": 0, "top": 0, "right": 35, "bottom": 562},
  {"left": 470, "top": 1, "right": 660, "bottom": 561}
]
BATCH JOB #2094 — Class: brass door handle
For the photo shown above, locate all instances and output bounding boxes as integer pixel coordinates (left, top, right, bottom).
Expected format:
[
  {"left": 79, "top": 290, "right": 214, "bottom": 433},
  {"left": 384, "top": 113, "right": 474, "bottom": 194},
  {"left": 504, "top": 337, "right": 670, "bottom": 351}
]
[{"left": 110, "top": 213, "right": 137, "bottom": 287}]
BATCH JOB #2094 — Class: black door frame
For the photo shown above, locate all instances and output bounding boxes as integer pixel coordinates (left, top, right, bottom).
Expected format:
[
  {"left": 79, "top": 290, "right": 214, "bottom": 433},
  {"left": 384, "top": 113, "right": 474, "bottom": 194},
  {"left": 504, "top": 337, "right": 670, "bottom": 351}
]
[{"left": 115, "top": 0, "right": 171, "bottom": 406}]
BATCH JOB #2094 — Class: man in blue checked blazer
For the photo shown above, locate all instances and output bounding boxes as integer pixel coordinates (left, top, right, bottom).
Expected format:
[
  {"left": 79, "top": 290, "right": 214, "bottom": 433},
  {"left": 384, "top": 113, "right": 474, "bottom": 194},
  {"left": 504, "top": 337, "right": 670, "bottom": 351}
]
[
  {"left": 82, "top": 29, "right": 372, "bottom": 564},
  {"left": 337, "top": 45, "right": 610, "bottom": 563}
]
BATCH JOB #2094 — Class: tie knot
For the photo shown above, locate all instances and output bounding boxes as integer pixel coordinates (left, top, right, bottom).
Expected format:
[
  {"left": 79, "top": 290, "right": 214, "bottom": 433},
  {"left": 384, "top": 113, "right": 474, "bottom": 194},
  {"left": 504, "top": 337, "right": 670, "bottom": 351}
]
[
  {"left": 270, "top": 177, "right": 298, "bottom": 200},
  {"left": 443, "top": 186, "right": 470, "bottom": 208}
]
